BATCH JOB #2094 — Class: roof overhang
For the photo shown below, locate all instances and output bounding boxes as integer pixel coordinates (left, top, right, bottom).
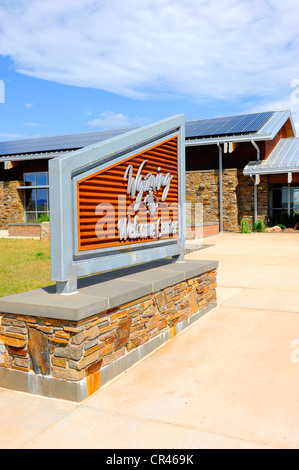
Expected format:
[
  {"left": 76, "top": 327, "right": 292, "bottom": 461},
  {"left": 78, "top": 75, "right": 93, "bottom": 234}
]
[
  {"left": 243, "top": 137, "right": 299, "bottom": 176},
  {"left": 185, "top": 132, "right": 272, "bottom": 147},
  {"left": 244, "top": 166, "right": 299, "bottom": 176},
  {"left": 0, "top": 151, "right": 72, "bottom": 163}
]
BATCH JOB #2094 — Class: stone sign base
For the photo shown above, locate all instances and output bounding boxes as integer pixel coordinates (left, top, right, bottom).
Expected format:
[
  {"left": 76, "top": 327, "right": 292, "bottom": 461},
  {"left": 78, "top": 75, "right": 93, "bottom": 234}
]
[{"left": 0, "top": 259, "right": 218, "bottom": 402}]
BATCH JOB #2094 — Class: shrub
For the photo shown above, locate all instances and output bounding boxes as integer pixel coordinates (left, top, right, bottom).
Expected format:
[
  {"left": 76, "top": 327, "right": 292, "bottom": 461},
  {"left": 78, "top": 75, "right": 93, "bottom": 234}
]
[
  {"left": 277, "top": 224, "right": 286, "bottom": 230},
  {"left": 253, "top": 220, "right": 265, "bottom": 232},
  {"left": 240, "top": 218, "right": 251, "bottom": 233},
  {"left": 37, "top": 214, "right": 50, "bottom": 223}
]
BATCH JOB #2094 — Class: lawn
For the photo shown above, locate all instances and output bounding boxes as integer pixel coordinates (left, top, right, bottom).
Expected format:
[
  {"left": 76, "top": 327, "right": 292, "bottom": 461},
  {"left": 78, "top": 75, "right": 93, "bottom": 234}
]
[{"left": 0, "top": 239, "right": 54, "bottom": 297}]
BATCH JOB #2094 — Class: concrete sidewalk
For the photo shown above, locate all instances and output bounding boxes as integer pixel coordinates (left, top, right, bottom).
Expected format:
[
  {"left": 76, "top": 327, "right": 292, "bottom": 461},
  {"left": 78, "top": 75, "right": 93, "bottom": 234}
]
[{"left": 1, "top": 232, "right": 299, "bottom": 449}]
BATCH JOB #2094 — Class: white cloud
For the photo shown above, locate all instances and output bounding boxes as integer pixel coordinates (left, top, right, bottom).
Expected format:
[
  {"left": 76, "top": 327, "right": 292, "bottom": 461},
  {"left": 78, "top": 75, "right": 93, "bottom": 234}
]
[
  {"left": 23, "top": 122, "right": 43, "bottom": 126},
  {"left": 25, "top": 103, "right": 34, "bottom": 108},
  {"left": 245, "top": 78, "right": 299, "bottom": 135},
  {"left": 0, "top": 0, "right": 299, "bottom": 106},
  {"left": 0, "top": 79, "right": 4, "bottom": 103},
  {"left": 0, "top": 132, "right": 23, "bottom": 139},
  {"left": 87, "top": 111, "right": 150, "bottom": 130},
  {"left": 87, "top": 111, "right": 131, "bottom": 129}
]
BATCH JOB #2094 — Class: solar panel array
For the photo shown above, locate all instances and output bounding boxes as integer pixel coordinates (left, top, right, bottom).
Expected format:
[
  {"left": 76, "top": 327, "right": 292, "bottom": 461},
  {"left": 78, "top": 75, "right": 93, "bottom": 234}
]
[
  {"left": 185, "top": 111, "right": 274, "bottom": 139},
  {"left": 0, "top": 128, "right": 136, "bottom": 157},
  {"left": 0, "top": 112, "right": 275, "bottom": 157}
]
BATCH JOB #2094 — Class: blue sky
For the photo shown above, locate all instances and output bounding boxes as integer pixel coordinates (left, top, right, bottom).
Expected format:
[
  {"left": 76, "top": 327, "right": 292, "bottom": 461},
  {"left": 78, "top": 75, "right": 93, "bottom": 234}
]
[{"left": 0, "top": 0, "right": 299, "bottom": 141}]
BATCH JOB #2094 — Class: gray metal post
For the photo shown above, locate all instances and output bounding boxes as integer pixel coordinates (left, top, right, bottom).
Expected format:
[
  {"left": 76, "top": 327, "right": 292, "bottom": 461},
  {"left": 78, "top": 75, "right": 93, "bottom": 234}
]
[
  {"left": 56, "top": 279, "right": 78, "bottom": 295},
  {"left": 175, "top": 117, "right": 186, "bottom": 262},
  {"left": 251, "top": 140, "right": 260, "bottom": 226},
  {"left": 287, "top": 172, "right": 292, "bottom": 217},
  {"left": 254, "top": 182, "right": 258, "bottom": 224},
  {"left": 217, "top": 144, "right": 223, "bottom": 232}
]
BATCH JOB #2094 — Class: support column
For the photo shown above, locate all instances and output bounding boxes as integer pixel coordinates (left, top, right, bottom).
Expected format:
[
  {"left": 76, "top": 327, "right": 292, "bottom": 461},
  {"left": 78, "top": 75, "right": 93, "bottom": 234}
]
[
  {"left": 251, "top": 140, "right": 260, "bottom": 226},
  {"left": 254, "top": 174, "right": 260, "bottom": 224},
  {"left": 288, "top": 172, "right": 292, "bottom": 217},
  {"left": 218, "top": 144, "right": 223, "bottom": 232}
]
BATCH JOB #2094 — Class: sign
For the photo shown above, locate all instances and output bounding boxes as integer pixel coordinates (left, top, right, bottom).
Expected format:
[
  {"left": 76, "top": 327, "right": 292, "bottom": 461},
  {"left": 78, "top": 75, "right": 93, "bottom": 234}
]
[
  {"left": 49, "top": 115, "right": 185, "bottom": 294},
  {"left": 77, "top": 136, "right": 179, "bottom": 252}
]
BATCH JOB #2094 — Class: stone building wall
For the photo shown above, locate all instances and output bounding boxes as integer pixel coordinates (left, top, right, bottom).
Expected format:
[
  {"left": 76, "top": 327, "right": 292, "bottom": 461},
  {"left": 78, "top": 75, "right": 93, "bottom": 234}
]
[
  {"left": 222, "top": 170, "right": 239, "bottom": 231},
  {"left": 186, "top": 170, "right": 219, "bottom": 226},
  {"left": 40, "top": 221, "right": 50, "bottom": 241},
  {"left": 186, "top": 169, "right": 239, "bottom": 231},
  {"left": 0, "top": 181, "right": 25, "bottom": 229},
  {"left": 186, "top": 170, "right": 270, "bottom": 231},
  {"left": 236, "top": 171, "right": 269, "bottom": 227}
]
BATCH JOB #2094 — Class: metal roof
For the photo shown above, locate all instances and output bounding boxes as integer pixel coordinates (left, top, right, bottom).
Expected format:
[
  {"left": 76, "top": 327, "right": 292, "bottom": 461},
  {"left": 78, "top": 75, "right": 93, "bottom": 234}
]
[
  {"left": 0, "top": 110, "right": 296, "bottom": 160},
  {"left": 257, "top": 110, "right": 294, "bottom": 137},
  {"left": 243, "top": 138, "right": 299, "bottom": 175}
]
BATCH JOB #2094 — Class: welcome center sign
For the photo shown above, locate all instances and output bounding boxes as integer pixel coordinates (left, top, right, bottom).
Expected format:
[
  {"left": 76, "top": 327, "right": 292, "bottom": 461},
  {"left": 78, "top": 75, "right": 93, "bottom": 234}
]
[{"left": 49, "top": 115, "right": 185, "bottom": 294}]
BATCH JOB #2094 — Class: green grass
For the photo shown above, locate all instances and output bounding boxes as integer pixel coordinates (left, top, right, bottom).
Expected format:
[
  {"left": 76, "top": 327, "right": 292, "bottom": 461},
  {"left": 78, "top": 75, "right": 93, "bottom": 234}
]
[{"left": 0, "top": 239, "right": 54, "bottom": 297}]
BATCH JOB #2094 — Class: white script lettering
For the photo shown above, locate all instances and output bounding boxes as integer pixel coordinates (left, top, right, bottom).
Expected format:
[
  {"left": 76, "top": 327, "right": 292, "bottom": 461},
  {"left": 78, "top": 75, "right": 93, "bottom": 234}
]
[
  {"left": 118, "top": 215, "right": 178, "bottom": 241},
  {"left": 123, "top": 160, "right": 173, "bottom": 212}
]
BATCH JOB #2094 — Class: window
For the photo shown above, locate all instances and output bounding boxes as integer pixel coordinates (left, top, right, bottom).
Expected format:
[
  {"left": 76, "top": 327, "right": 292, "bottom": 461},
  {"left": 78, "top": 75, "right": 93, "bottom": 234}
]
[
  {"left": 293, "top": 188, "right": 299, "bottom": 212},
  {"left": 271, "top": 186, "right": 288, "bottom": 215},
  {"left": 270, "top": 183, "right": 299, "bottom": 220},
  {"left": 23, "top": 172, "right": 49, "bottom": 222}
]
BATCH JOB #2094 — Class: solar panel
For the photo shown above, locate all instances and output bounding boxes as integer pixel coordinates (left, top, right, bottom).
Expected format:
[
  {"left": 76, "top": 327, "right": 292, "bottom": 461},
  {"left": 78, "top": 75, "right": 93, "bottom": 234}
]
[
  {"left": 241, "top": 112, "right": 274, "bottom": 133},
  {"left": 220, "top": 113, "right": 260, "bottom": 135},
  {"left": 205, "top": 115, "right": 244, "bottom": 136},
  {"left": 185, "top": 117, "right": 234, "bottom": 137},
  {"left": 185, "top": 111, "right": 274, "bottom": 138}
]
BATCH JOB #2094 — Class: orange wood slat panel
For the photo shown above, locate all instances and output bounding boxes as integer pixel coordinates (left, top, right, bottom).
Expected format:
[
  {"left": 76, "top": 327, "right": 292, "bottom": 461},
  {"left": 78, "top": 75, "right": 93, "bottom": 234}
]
[{"left": 77, "top": 136, "right": 179, "bottom": 251}]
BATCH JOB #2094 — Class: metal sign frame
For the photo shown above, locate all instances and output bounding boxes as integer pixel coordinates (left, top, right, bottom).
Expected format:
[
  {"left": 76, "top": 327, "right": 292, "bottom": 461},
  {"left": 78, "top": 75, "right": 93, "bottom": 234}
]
[{"left": 49, "top": 115, "right": 185, "bottom": 294}]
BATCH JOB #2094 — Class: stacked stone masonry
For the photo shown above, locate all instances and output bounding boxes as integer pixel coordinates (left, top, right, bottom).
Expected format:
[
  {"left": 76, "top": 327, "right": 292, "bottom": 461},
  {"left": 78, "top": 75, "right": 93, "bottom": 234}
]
[
  {"left": 186, "top": 169, "right": 269, "bottom": 231},
  {"left": 0, "top": 270, "right": 217, "bottom": 384},
  {"left": 0, "top": 181, "right": 25, "bottom": 229}
]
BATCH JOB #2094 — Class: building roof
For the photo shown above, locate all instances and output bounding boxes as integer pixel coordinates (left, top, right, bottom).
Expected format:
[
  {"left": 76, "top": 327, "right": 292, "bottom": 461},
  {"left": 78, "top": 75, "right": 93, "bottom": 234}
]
[
  {"left": 185, "top": 110, "right": 296, "bottom": 146},
  {"left": 243, "top": 138, "right": 299, "bottom": 175},
  {"left": 185, "top": 111, "right": 274, "bottom": 139},
  {"left": 0, "top": 127, "right": 136, "bottom": 159},
  {"left": 0, "top": 110, "right": 296, "bottom": 160}
]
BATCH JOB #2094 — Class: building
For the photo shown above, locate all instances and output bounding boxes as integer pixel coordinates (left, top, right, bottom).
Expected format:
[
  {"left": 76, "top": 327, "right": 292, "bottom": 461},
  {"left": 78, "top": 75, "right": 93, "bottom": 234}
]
[
  {"left": 0, "top": 109, "right": 298, "bottom": 234},
  {"left": 185, "top": 110, "right": 298, "bottom": 234}
]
